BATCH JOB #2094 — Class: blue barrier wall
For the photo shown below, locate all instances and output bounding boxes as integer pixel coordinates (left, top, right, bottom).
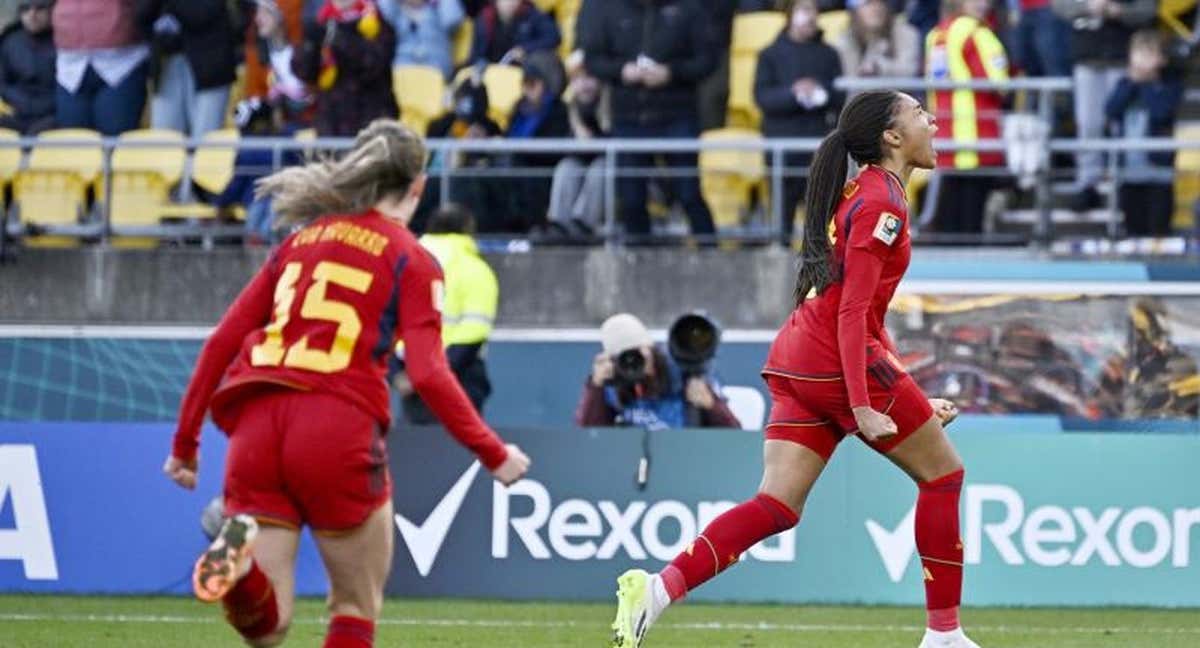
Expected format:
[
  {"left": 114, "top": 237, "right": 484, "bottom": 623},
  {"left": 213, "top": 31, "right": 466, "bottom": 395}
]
[
  {"left": 0, "top": 337, "right": 772, "bottom": 428},
  {"left": 3, "top": 424, "right": 1199, "bottom": 606},
  {"left": 1, "top": 337, "right": 1196, "bottom": 430},
  {"left": 0, "top": 424, "right": 329, "bottom": 596}
]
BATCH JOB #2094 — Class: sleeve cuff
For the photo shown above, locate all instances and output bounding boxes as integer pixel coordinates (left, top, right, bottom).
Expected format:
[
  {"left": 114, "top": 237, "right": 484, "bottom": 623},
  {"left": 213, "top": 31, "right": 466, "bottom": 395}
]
[
  {"left": 172, "top": 435, "right": 198, "bottom": 465},
  {"left": 479, "top": 441, "right": 508, "bottom": 472}
]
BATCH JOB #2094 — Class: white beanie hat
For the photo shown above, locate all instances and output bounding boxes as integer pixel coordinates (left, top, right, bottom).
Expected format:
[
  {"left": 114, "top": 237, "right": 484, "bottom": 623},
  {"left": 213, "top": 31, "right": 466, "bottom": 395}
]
[{"left": 600, "top": 313, "right": 653, "bottom": 357}]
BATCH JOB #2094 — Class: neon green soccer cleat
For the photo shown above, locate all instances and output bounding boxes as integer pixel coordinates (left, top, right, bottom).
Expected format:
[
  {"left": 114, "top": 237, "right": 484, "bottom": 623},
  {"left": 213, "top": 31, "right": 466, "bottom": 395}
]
[{"left": 610, "top": 569, "right": 656, "bottom": 647}]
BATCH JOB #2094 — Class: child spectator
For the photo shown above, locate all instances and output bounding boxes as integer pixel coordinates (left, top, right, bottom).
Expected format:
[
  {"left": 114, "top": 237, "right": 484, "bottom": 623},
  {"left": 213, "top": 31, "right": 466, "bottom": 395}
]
[
  {"left": 1052, "top": 0, "right": 1156, "bottom": 210},
  {"left": 1105, "top": 29, "right": 1183, "bottom": 237}
]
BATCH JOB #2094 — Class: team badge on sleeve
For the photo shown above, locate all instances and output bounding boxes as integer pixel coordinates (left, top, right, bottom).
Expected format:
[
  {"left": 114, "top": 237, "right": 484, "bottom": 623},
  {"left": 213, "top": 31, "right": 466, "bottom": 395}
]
[{"left": 873, "top": 212, "right": 902, "bottom": 246}]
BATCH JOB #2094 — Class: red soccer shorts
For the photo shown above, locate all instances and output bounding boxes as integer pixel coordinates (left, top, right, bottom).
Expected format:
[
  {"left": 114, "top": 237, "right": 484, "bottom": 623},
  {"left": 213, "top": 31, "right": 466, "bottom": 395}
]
[
  {"left": 761, "top": 360, "right": 935, "bottom": 461},
  {"left": 223, "top": 388, "right": 391, "bottom": 532}
]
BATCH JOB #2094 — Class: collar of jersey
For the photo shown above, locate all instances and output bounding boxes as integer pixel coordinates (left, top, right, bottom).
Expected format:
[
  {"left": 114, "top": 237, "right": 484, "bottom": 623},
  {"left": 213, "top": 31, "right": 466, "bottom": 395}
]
[{"left": 867, "top": 164, "right": 906, "bottom": 198}]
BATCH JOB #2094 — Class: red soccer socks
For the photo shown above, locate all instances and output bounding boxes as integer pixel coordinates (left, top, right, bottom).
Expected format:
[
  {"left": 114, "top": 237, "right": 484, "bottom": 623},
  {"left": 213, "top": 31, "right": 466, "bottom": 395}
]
[
  {"left": 323, "top": 615, "right": 375, "bottom": 648},
  {"left": 917, "top": 469, "right": 966, "bottom": 631},
  {"left": 661, "top": 493, "right": 799, "bottom": 601},
  {"left": 222, "top": 561, "right": 279, "bottom": 641}
]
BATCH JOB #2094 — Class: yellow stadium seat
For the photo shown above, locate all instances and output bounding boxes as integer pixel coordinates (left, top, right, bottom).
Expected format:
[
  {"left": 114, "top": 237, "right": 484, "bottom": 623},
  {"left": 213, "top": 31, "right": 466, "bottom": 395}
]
[
  {"left": 699, "top": 128, "right": 766, "bottom": 230},
  {"left": 112, "top": 129, "right": 186, "bottom": 185},
  {"left": 1173, "top": 123, "right": 1200, "bottom": 231},
  {"left": 454, "top": 64, "right": 524, "bottom": 129},
  {"left": 0, "top": 99, "right": 11, "bottom": 117},
  {"left": 26, "top": 129, "right": 102, "bottom": 182},
  {"left": 394, "top": 65, "right": 447, "bottom": 136},
  {"left": 726, "top": 12, "right": 785, "bottom": 131},
  {"left": 731, "top": 12, "right": 785, "bottom": 56},
  {"left": 0, "top": 128, "right": 21, "bottom": 187},
  {"left": 817, "top": 10, "right": 850, "bottom": 47},
  {"left": 109, "top": 129, "right": 189, "bottom": 247},
  {"left": 13, "top": 129, "right": 103, "bottom": 246},
  {"left": 452, "top": 18, "right": 474, "bottom": 68},
  {"left": 192, "top": 128, "right": 239, "bottom": 197},
  {"left": 726, "top": 54, "right": 762, "bottom": 130}
]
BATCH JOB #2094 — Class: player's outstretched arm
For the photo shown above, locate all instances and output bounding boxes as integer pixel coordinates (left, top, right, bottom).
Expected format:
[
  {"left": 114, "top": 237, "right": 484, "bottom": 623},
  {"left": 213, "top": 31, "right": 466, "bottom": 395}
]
[{"left": 398, "top": 250, "right": 530, "bottom": 485}]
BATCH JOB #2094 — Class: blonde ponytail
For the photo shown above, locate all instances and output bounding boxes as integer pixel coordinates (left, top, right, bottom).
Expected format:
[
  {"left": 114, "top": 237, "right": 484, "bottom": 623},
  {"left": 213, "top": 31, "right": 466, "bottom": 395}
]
[{"left": 256, "top": 120, "right": 427, "bottom": 224}]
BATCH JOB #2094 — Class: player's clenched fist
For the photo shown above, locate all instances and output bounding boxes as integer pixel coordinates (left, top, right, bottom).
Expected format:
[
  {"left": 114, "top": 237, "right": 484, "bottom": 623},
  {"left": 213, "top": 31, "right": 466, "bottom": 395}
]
[
  {"left": 163, "top": 455, "right": 198, "bottom": 490},
  {"left": 929, "top": 398, "right": 959, "bottom": 427},
  {"left": 491, "top": 444, "right": 531, "bottom": 486},
  {"left": 852, "top": 406, "right": 898, "bottom": 442}
]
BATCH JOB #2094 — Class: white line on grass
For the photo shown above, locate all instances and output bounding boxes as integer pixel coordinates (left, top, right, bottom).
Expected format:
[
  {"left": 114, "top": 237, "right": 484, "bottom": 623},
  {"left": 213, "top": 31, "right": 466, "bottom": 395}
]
[{"left": 0, "top": 613, "right": 1197, "bottom": 636}]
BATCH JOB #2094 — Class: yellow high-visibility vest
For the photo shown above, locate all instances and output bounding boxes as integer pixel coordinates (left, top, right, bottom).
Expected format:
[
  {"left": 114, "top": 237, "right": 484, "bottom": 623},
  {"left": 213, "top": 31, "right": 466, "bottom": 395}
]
[
  {"left": 417, "top": 232, "right": 498, "bottom": 347},
  {"left": 926, "top": 15, "right": 1009, "bottom": 169}
]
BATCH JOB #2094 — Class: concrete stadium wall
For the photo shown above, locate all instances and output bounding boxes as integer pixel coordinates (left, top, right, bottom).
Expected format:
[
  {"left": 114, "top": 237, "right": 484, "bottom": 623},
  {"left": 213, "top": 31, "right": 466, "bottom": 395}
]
[
  {"left": 0, "top": 247, "right": 796, "bottom": 327},
  {"left": 2, "top": 247, "right": 1197, "bottom": 327}
]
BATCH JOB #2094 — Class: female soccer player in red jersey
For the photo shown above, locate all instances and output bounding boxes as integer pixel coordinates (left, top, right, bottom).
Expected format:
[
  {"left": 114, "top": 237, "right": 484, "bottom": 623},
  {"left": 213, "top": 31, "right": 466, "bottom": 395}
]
[
  {"left": 610, "top": 91, "right": 979, "bottom": 648},
  {"left": 163, "top": 120, "right": 531, "bottom": 648}
]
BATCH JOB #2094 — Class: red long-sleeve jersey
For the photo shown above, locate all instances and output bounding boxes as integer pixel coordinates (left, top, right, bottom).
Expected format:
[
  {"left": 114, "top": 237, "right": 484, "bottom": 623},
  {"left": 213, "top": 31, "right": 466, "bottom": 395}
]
[
  {"left": 765, "top": 165, "right": 911, "bottom": 408},
  {"left": 172, "top": 210, "right": 508, "bottom": 470}
]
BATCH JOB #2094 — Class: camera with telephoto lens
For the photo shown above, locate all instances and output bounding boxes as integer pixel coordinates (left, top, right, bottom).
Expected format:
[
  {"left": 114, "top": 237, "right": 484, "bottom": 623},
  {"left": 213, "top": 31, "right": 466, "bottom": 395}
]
[
  {"left": 668, "top": 311, "right": 721, "bottom": 377},
  {"left": 610, "top": 312, "right": 721, "bottom": 389}
]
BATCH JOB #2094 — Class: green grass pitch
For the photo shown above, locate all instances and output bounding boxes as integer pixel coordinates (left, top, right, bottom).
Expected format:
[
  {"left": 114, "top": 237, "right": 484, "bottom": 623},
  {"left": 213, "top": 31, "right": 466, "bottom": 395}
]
[{"left": 1, "top": 595, "right": 1198, "bottom": 647}]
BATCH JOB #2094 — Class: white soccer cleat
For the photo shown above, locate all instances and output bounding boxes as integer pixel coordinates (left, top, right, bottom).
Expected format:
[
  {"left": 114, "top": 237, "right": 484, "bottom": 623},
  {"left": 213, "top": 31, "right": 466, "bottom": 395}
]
[
  {"left": 192, "top": 514, "right": 258, "bottom": 603},
  {"left": 610, "top": 569, "right": 668, "bottom": 647},
  {"left": 918, "top": 627, "right": 982, "bottom": 648}
]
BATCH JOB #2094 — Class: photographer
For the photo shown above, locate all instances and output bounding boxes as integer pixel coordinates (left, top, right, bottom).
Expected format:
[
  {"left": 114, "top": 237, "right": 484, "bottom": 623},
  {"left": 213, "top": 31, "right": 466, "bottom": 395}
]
[{"left": 575, "top": 313, "right": 740, "bottom": 429}]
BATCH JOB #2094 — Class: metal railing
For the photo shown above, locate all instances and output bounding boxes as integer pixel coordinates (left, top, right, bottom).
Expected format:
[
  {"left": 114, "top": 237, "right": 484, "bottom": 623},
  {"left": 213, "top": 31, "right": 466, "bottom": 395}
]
[{"left": 1, "top": 77, "right": 1198, "bottom": 249}]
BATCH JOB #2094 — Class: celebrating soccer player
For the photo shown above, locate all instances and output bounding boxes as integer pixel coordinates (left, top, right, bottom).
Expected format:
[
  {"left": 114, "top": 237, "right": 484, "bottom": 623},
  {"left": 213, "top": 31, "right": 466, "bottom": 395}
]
[
  {"left": 163, "top": 120, "right": 531, "bottom": 648},
  {"left": 610, "top": 91, "right": 979, "bottom": 648}
]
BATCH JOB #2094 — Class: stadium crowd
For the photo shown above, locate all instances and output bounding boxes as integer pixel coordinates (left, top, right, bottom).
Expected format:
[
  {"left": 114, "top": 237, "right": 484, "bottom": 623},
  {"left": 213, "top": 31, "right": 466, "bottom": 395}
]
[{"left": 0, "top": 0, "right": 1194, "bottom": 241}]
